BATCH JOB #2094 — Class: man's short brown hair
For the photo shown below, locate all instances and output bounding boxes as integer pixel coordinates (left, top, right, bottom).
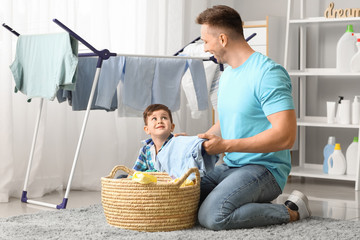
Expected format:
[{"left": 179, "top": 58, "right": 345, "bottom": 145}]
[
  {"left": 196, "top": 5, "right": 244, "bottom": 39},
  {"left": 143, "top": 104, "right": 173, "bottom": 125}
]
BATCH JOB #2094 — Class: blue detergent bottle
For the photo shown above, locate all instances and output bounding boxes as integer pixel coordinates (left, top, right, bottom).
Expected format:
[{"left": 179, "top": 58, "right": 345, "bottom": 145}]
[{"left": 323, "top": 136, "right": 336, "bottom": 174}]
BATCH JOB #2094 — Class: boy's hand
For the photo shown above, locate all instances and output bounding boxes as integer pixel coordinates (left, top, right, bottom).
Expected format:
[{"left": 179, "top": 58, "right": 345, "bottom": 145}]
[{"left": 174, "top": 132, "right": 188, "bottom": 137}]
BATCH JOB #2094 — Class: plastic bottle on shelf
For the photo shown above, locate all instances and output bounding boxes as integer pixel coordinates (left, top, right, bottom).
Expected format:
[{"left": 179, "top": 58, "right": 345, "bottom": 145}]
[
  {"left": 335, "top": 96, "right": 344, "bottom": 123},
  {"left": 345, "top": 137, "right": 358, "bottom": 175},
  {"left": 350, "top": 38, "right": 360, "bottom": 72},
  {"left": 352, "top": 96, "right": 360, "bottom": 125},
  {"left": 323, "top": 136, "right": 336, "bottom": 174},
  {"left": 336, "top": 25, "right": 357, "bottom": 72},
  {"left": 340, "top": 99, "right": 351, "bottom": 125},
  {"left": 327, "top": 143, "right": 347, "bottom": 175}
]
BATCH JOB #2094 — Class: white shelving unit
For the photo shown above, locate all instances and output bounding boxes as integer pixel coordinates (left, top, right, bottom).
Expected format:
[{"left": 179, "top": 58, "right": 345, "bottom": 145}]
[
  {"left": 284, "top": 0, "right": 360, "bottom": 190},
  {"left": 288, "top": 68, "right": 360, "bottom": 76}
]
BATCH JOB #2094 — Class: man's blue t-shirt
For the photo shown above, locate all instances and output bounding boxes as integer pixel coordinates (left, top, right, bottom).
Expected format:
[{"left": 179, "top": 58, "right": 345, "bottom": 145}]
[{"left": 218, "top": 52, "right": 294, "bottom": 190}]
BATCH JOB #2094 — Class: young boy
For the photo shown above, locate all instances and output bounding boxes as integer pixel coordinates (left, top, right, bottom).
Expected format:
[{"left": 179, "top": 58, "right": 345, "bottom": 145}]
[{"left": 132, "top": 104, "right": 175, "bottom": 171}]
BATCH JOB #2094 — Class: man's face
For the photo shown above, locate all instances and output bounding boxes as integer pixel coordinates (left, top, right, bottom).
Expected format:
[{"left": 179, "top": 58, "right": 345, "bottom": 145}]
[{"left": 200, "top": 24, "right": 226, "bottom": 64}]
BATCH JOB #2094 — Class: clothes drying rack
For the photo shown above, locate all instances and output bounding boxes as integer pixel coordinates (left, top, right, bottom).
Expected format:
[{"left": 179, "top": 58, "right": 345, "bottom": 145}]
[
  {"left": 2, "top": 19, "right": 256, "bottom": 209},
  {"left": 3, "top": 19, "right": 119, "bottom": 209}
]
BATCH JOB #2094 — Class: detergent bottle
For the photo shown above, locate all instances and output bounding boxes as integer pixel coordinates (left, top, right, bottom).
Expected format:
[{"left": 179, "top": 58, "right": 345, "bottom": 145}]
[
  {"left": 350, "top": 38, "right": 360, "bottom": 72},
  {"left": 339, "top": 99, "right": 351, "bottom": 125},
  {"left": 352, "top": 96, "right": 360, "bottom": 125},
  {"left": 323, "top": 136, "right": 336, "bottom": 174},
  {"left": 346, "top": 137, "right": 358, "bottom": 175},
  {"left": 327, "top": 143, "right": 346, "bottom": 175},
  {"left": 336, "top": 25, "right": 357, "bottom": 72}
]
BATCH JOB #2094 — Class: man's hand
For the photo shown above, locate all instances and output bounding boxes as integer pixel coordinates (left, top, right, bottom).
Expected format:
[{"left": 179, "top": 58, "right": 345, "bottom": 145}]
[{"left": 198, "top": 133, "right": 226, "bottom": 155}]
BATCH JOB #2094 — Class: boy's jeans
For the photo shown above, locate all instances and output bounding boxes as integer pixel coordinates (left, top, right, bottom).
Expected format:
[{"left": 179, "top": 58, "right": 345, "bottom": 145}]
[{"left": 198, "top": 164, "right": 290, "bottom": 230}]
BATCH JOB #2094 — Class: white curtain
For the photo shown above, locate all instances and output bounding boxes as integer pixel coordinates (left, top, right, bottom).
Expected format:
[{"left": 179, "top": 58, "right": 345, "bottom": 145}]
[{"left": 0, "top": 0, "right": 225, "bottom": 202}]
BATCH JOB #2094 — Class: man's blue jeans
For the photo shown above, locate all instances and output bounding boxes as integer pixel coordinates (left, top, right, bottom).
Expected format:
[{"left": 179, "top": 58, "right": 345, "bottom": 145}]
[{"left": 198, "top": 164, "right": 290, "bottom": 230}]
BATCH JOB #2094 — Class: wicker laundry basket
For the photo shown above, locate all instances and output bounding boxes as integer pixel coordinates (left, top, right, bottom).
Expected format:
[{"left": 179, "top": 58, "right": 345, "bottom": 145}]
[{"left": 101, "top": 165, "right": 200, "bottom": 232}]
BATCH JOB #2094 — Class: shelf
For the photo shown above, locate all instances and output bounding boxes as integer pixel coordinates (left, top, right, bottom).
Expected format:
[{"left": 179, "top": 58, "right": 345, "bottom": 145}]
[
  {"left": 288, "top": 68, "right": 360, "bottom": 76},
  {"left": 290, "top": 165, "right": 356, "bottom": 181},
  {"left": 289, "top": 17, "right": 360, "bottom": 24},
  {"left": 297, "top": 117, "right": 360, "bottom": 129},
  {"left": 286, "top": 0, "right": 360, "bottom": 190}
]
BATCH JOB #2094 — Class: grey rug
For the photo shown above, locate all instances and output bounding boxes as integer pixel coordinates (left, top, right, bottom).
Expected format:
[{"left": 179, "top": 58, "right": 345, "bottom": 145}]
[{"left": 0, "top": 204, "right": 359, "bottom": 240}]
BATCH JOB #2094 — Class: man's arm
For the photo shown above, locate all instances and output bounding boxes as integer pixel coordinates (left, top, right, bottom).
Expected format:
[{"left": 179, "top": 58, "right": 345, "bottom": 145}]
[
  {"left": 205, "top": 121, "right": 221, "bottom": 136},
  {"left": 198, "top": 109, "right": 296, "bottom": 155}
]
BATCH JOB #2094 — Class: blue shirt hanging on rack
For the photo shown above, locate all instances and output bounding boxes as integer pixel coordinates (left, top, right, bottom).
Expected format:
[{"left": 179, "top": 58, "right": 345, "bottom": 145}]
[
  {"left": 122, "top": 57, "right": 157, "bottom": 111},
  {"left": 94, "top": 56, "right": 209, "bottom": 113},
  {"left": 151, "top": 58, "right": 187, "bottom": 111},
  {"left": 121, "top": 57, "right": 208, "bottom": 111},
  {"left": 57, "top": 57, "right": 118, "bottom": 111},
  {"left": 96, "top": 56, "right": 125, "bottom": 109}
]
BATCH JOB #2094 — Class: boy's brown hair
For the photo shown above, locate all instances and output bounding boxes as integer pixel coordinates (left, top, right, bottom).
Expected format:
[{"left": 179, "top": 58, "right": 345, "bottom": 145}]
[
  {"left": 143, "top": 104, "right": 173, "bottom": 125},
  {"left": 196, "top": 5, "right": 244, "bottom": 39}
]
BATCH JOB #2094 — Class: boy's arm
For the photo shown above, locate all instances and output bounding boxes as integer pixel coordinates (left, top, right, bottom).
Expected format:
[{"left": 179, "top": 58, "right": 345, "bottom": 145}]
[{"left": 132, "top": 147, "right": 148, "bottom": 171}]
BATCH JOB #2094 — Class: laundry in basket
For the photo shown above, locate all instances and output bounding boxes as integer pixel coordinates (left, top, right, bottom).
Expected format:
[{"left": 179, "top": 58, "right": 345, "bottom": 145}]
[{"left": 101, "top": 165, "right": 200, "bottom": 232}]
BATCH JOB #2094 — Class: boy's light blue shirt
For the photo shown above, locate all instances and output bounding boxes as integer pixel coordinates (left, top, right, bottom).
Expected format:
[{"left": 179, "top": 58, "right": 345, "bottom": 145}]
[
  {"left": 218, "top": 52, "right": 294, "bottom": 190},
  {"left": 132, "top": 134, "right": 173, "bottom": 172}
]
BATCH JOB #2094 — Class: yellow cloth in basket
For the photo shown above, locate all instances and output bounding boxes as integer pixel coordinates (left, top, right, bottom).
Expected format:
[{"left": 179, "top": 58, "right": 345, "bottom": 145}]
[{"left": 132, "top": 171, "right": 157, "bottom": 184}]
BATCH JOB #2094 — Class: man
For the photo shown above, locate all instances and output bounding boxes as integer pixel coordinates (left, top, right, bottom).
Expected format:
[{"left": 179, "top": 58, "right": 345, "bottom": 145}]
[{"left": 196, "top": 5, "right": 311, "bottom": 230}]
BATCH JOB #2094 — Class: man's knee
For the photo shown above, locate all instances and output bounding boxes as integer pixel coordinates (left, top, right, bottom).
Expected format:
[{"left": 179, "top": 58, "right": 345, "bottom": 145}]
[{"left": 198, "top": 203, "right": 226, "bottom": 231}]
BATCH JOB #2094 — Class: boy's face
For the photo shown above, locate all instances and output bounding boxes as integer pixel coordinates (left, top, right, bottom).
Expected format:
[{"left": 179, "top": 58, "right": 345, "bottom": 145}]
[{"left": 144, "top": 109, "right": 175, "bottom": 138}]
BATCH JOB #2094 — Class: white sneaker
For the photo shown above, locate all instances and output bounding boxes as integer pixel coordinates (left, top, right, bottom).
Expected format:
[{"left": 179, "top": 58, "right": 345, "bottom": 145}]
[{"left": 285, "top": 190, "right": 311, "bottom": 219}]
